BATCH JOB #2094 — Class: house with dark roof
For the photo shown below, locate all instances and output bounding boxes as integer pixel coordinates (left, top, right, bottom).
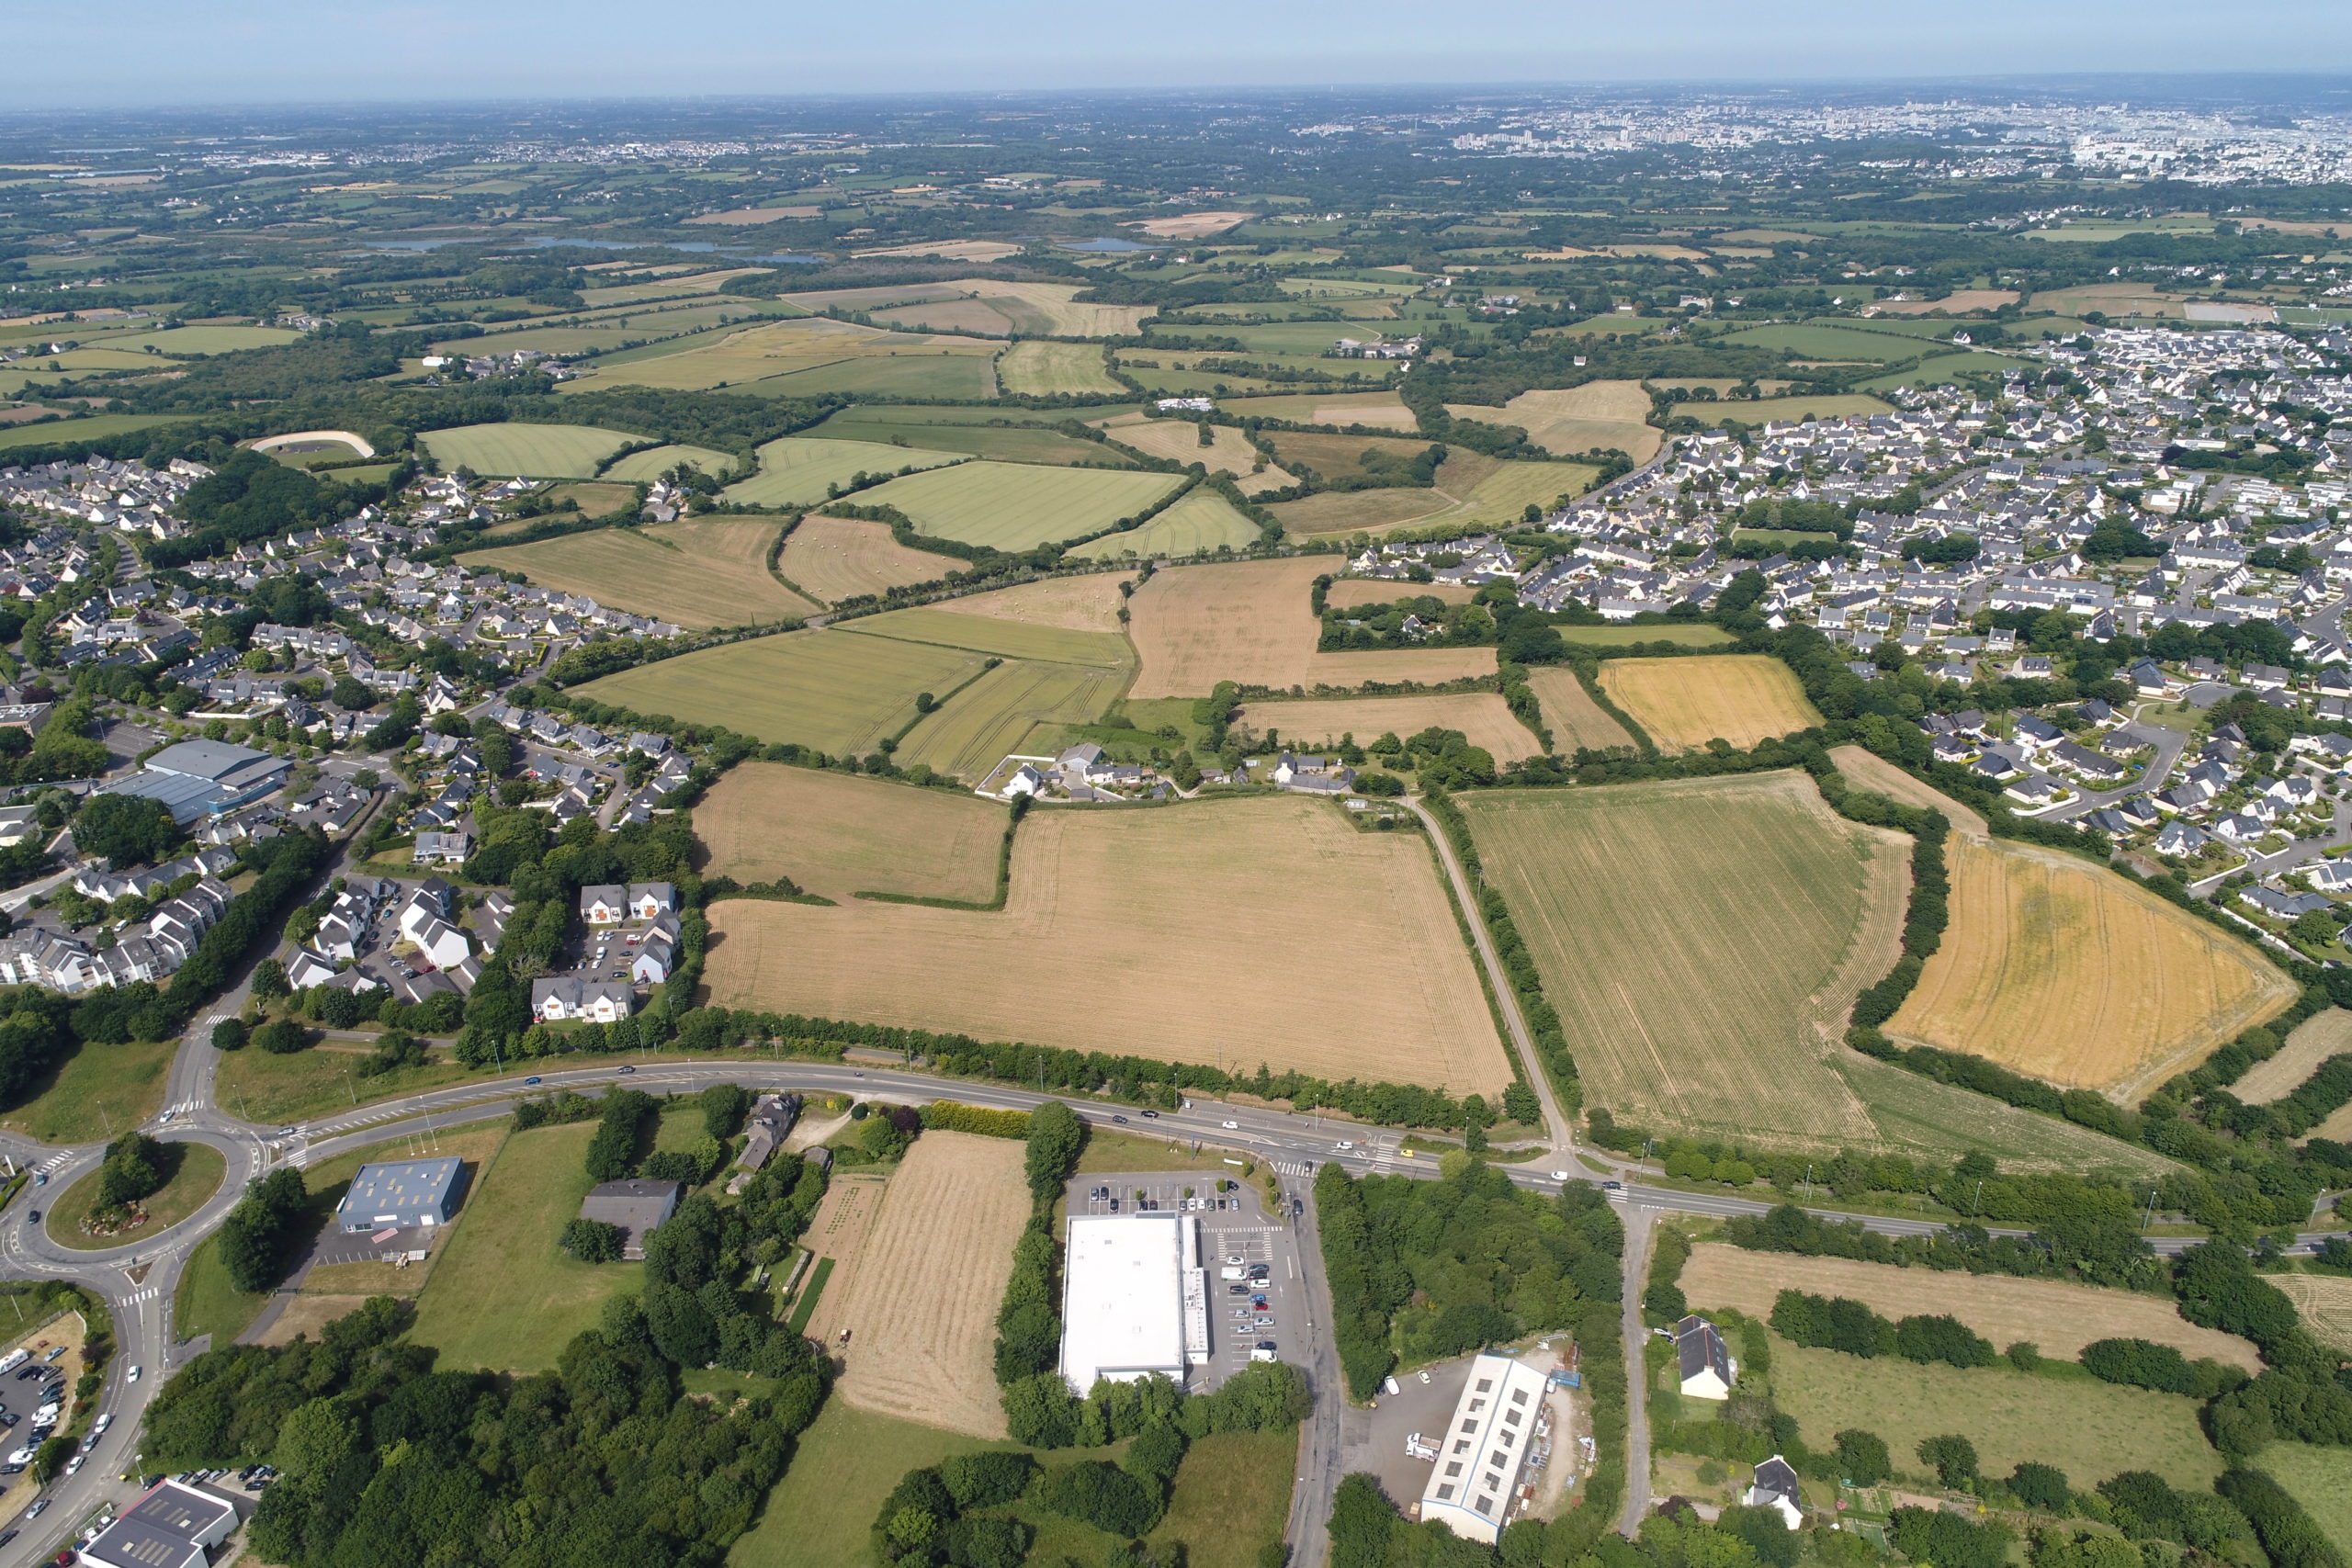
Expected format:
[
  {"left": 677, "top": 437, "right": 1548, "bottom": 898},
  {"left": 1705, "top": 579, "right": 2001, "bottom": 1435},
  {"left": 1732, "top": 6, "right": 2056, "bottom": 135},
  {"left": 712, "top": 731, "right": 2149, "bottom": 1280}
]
[
  {"left": 580, "top": 1179, "right": 682, "bottom": 1259},
  {"left": 1742, "top": 1456, "right": 1803, "bottom": 1529},
  {"left": 1675, "top": 1314, "right": 1735, "bottom": 1400}
]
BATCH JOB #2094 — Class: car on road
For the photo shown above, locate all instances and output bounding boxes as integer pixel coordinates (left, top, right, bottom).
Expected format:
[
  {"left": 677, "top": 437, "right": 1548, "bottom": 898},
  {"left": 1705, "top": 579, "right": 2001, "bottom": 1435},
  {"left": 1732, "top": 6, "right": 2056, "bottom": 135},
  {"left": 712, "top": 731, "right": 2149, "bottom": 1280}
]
[
  {"left": 0, "top": 1529, "right": 16, "bottom": 1547},
  {"left": 1112, "top": 1114, "right": 1128, "bottom": 1124},
  {"left": 1601, "top": 1180, "right": 1625, "bottom": 1196},
  {"left": 64, "top": 1456, "right": 82, "bottom": 1475},
  {"left": 524, "top": 1077, "right": 542, "bottom": 1086},
  {"left": 616, "top": 1066, "right": 635, "bottom": 1075},
  {"left": 1418, "top": 1370, "right": 1430, "bottom": 1383},
  {"left": 1221, "top": 1120, "right": 1238, "bottom": 1129},
  {"left": 277, "top": 1126, "right": 300, "bottom": 1136},
  {"left": 32, "top": 1174, "right": 46, "bottom": 1187},
  {"left": 125, "top": 1366, "right": 140, "bottom": 1382},
  {"left": 1333, "top": 1141, "right": 1354, "bottom": 1152},
  {"left": 1550, "top": 1170, "right": 1572, "bottom": 1181},
  {"left": 24, "top": 1211, "right": 36, "bottom": 1224},
  {"left": 1140, "top": 1110, "right": 1159, "bottom": 1119},
  {"left": 21, "top": 1500, "right": 44, "bottom": 1518}
]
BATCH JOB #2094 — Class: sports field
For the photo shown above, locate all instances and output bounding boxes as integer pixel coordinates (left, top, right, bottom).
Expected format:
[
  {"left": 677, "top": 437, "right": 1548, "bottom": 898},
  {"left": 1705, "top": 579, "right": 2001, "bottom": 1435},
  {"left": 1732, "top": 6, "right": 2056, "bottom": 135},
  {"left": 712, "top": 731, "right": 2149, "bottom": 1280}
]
[
  {"left": 824, "top": 1132, "right": 1030, "bottom": 1438},
  {"left": 1679, "top": 1243, "right": 2258, "bottom": 1369},
  {"left": 1889, "top": 837, "right": 2296, "bottom": 1099},
  {"left": 1443, "top": 380, "right": 1663, "bottom": 462},
  {"left": 695, "top": 763, "right": 1008, "bottom": 903},
  {"left": 1068, "top": 489, "right": 1262, "bottom": 558},
  {"left": 999, "top": 340, "right": 1124, "bottom": 395},
  {"left": 408, "top": 1122, "right": 642, "bottom": 1372},
  {"left": 575, "top": 627, "right": 981, "bottom": 752},
  {"left": 459, "top": 517, "right": 816, "bottom": 628},
  {"left": 1771, "top": 1337, "right": 2221, "bottom": 1491},
  {"left": 1598, "top": 655, "right": 1824, "bottom": 749},
  {"left": 721, "top": 435, "right": 966, "bottom": 509},
  {"left": 1237, "top": 694, "right": 1543, "bottom": 763},
  {"left": 602, "top": 442, "right": 734, "bottom": 481},
  {"left": 846, "top": 461, "right": 1182, "bottom": 551},
  {"left": 944, "top": 573, "right": 1132, "bottom": 636},
  {"left": 1669, "top": 394, "right": 1894, "bottom": 426},
  {"left": 420, "top": 422, "right": 640, "bottom": 478},
  {"left": 706, "top": 795, "right": 1512, "bottom": 1094},
  {"left": 1128, "top": 556, "right": 1496, "bottom": 697},
  {"left": 774, "top": 514, "right": 958, "bottom": 604},
  {"left": 1462, "top": 774, "right": 1909, "bottom": 1151},
  {"left": 2233, "top": 1009, "right": 2352, "bottom": 1102},
  {"left": 1524, "top": 669, "right": 1635, "bottom": 753}
]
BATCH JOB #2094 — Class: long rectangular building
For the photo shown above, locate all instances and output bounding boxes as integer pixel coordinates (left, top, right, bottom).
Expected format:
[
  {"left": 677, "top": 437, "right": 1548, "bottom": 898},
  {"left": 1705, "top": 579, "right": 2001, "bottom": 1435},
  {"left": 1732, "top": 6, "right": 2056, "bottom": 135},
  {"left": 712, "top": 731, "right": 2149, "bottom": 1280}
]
[
  {"left": 1058, "top": 1213, "right": 1207, "bottom": 1394},
  {"left": 1419, "top": 1352, "right": 1556, "bottom": 1544}
]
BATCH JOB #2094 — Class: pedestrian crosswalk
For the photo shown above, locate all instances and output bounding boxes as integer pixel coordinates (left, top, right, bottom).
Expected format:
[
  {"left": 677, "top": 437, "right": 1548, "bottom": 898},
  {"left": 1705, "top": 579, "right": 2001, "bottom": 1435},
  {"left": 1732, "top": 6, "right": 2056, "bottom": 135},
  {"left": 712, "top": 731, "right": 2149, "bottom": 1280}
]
[
  {"left": 1271, "top": 1160, "right": 1313, "bottom": 1178},
  {"left": 117, "top": 1286, "right": 159, "bottom": 1306},
  {"left": 34, "top": 1154, "right": 70, "bottom": 1175}
]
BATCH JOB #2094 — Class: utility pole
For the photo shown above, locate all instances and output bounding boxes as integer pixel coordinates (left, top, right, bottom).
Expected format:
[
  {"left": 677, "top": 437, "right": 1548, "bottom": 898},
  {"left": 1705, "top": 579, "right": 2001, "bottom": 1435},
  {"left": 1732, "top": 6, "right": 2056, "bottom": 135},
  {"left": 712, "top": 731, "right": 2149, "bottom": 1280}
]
[
  {"left": 1972, "top": 1179, "right": 1984, "bottom": 1219},
  {"left": 345, "top": 1070, "right": 356, "bottom": 1106}
]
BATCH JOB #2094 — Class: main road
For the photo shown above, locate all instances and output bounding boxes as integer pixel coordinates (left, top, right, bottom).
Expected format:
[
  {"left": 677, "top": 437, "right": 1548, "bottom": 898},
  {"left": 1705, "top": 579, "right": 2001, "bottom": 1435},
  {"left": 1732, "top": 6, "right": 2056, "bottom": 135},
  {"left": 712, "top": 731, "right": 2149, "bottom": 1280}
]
[{"left": 1, "top": 1051, "right": 2326, "bottom": 1566}]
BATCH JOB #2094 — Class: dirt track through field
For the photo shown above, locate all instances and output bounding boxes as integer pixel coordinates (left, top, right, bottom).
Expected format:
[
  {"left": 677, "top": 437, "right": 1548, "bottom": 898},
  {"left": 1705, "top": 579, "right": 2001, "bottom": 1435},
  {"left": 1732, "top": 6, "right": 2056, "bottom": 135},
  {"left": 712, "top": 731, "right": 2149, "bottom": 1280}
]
[
  {"left": 1128, "top": 556, "right": 1495, "bottom": 697},
  {"left": 1236, "top": 694, "right": 1543, "bottom": 763},
  {"left": 826, "top": 1134, "right": 1030, "bottom": 1438},
  {"left": 706, "top": 794, "right": 1511, "bottom": 1093},
  {"left": 1679, "top": 1242, "right": 2260, "bottom": 1370},
  {"left": 1890, "top": 836, "right": 2296, "bottom": 1100}
]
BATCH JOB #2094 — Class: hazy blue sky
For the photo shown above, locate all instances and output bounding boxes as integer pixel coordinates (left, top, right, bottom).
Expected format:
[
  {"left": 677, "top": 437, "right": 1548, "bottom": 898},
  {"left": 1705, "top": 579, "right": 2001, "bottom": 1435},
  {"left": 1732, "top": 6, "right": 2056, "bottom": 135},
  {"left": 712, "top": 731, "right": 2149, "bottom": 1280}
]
[{"left": 15, "top": 0, "right": 2352, "bottom": 107}]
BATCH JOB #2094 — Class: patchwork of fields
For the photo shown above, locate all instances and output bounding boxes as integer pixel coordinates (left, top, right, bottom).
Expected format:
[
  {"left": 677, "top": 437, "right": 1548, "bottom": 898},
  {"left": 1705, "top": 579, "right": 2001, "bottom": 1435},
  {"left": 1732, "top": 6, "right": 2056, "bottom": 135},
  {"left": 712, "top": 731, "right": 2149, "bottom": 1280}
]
[
  {"left": 846, "top": 461, "right": 1183, "bottom": 551},
  {"left": 1068, "top": 488, "right": 1261, "bottom": 559},
  {"left": 721, "top": 435, "right": 965, "bottom": 508},
  {"left": 576, "top": 627, "right": 979, "bottom": 753},
  {"left": 705, "top": 795, "right": 1512, "bottom": 1093}
]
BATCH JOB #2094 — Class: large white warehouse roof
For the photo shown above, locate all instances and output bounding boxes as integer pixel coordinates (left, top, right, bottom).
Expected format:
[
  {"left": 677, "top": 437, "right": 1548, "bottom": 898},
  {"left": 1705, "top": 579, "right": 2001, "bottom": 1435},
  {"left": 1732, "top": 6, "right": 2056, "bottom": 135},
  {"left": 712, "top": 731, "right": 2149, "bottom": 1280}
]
[{"left": 1059, "top": 1213, "right": 1200, "bottom": 1394}]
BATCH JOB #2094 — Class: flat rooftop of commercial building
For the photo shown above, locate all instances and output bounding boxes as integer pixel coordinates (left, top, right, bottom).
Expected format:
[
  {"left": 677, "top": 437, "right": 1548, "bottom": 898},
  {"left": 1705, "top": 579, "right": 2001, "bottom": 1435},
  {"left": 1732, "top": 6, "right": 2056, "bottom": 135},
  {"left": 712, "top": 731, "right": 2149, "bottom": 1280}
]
[
  {"left": 146, "top": 737, "right": 273, "bottom": 781},
  {"left": 1060, "top": 1213, "right": 1187, "bottom": 1394},
  {"left": 334, "top": 1156, "right": 463, "bottom": 1227}
]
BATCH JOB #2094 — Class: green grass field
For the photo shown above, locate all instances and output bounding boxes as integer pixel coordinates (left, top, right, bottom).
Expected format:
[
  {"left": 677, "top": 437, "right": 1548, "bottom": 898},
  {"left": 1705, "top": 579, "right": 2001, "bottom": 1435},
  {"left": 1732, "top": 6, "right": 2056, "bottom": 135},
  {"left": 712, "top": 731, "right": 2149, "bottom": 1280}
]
[
  {"left": 46, "top": 1142, "right": 224, "bottom": 1252},
  {"left": 1859, "top": 353, "right": 2016, "bottom": 391},
  {"left": 0, "top": 1037, "right": 178, "bottom": 1144},
  {"left": 174, "top": 1231, "right": 265, "bottom": 1347},
  {"left": 0, "top": 413, "right": 201, "bottom": 453},
  {"left": 1670, "top": 395, "right": 1895, "bottom": 426},
  {"left": 1720, "top": 322, "right": 1921, "bottom": 360},
  {"left": 420, "top": 422, "right": 642, "bottom": 478},
  {"left": 460, "top": 517, "right": 816, "bottom": 630},
  {"left": 743, "top": 355, "right": 999, "bottom": 400},
  {"left": 1429, "top": 458, "right": 1599, "bottom": 528},
  {"left": 846, "top": 461, "right": 1182, "bottom": 550},
  {"left": 1770, "top": 1337, "right": 2220, "bottom": 1490},
  {"left": 845, "top": 606, "right": 1133, "bottom": 668},
  {"left": 810, "top": 414, "right": 1127, "bottom": 468},
  {"left": 784, "top": 1258, "right": 833, "bottom": 1336},
  {"left": 106, "top": 325, "right": 302, "bottom": 355},
  {"left": 213, "top": 1044, "right": 481, "bottom": 1127},
  {"left": 408, "top": 1122, "right": 644, "bottom": 1372},
  {"left": 1556, "top": 624, "right": 1736, "bottom": 648},
  {"left": 725, "top": 1400, "right": 1289, "bottom": 1568},
  {"left": 998, "top": 340, "right": 1123, "bottom": 395},
  {"left": 721, "top": 436, "right": 967, "bottom": 508},
  {"left": 1069, "top": 488, "right": 1261, "bottom": 559},
  {"left": 577, "top": 627, "right": 981, "bottom": 751},
  {"left": 2256, "top": 1443, "right": 2352, "bottom": 1555},
  {"left": 604, "top": 443, "right": 737, "bottom": 481},
  {"left": 895, "top": 659, "right": 1126, "bottom": 781}
]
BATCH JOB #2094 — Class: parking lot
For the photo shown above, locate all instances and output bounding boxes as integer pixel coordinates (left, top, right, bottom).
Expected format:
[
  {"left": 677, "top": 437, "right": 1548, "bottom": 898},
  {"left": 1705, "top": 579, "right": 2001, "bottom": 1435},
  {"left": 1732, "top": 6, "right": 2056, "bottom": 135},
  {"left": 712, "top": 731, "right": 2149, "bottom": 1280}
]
[
  {"left": 303, "top": 1224, "right": 436, "bottom": 1269},
  {"left": 1067, "top": 1169, "right": 1306, "bottom": 1392}
]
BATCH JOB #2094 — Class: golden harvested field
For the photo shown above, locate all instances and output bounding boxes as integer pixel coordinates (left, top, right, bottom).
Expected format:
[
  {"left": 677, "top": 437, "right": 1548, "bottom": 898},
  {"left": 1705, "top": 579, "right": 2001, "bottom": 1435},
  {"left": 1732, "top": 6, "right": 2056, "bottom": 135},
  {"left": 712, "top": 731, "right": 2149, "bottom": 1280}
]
[
  {"left": 1230, "top": 390, "right": 1419, "bottom": 430},
  {"left": 1669, "top": 394, "right": 1896, "bottom": 425},
  {"left": 1264, "top": 489, "right": 1453, "bottom": 536},
  {"left": 1680, "top": 1243, "right": 2260, "bottom": 1370},
  {"left": 852, "top": 239, "right": 1026, "bottom": 262},
  {"left": 1525, "top": 669, "right": 1635, "bottom": 753},
  {"left": 1444, "top": 380, "right": 1663, "bottom": 462},
  {"left": 1130, "top": 211, "right": 1251, "bottom": 239},
  {"left": 945, "top": 573, "right": 1134, "bottom": 636},
  {"left": 1097, "top": 412, "right": 1296, "bottom": 493},
  {"left": 1464, "top": 773, "right": 1957, "bottom": 1155},
  {"left": 458, "top": 517, "right": 816, "bottom": 629},
  {"left": 824, "top": 1133, "right": 1032, "bottom": 1438},
  {"left": 866, "top": 278, "right": 1153, "bottom": 339},
  {"left": 1236, "top": 694, "right": 1543, "bottom": 763},
  {"left": 707, "top": 795, "right": 1512, "bottom": 1094},
  {"left": 1890, "top": 836, "right": 2298, "bottom": 1100},
  {"left": 2276, "top": 1274, "right": 2352, "bottom": 1355},
  {"left": 1600, "top": 655, "right": 1824, "bottom": 750},
  {"left": 695, "top": 763, "right": 1007, "bottom": 903},
  {"left": 1128, "top": 556, "right": 1496, "bottom": 697},
  {"left": 775, "top": 515, "right": 959, "bottom": 605},
  {"left": 2236, "top": 1010, "right": 2352, "bottom": 1102}
]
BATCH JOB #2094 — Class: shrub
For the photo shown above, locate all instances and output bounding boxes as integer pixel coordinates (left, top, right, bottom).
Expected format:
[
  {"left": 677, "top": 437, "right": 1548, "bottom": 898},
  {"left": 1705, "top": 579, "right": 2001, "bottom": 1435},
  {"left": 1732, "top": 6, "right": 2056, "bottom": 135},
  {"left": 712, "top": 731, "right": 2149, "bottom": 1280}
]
[
  {"left": 1038, "top": 1461, "right": 1163, "bottom": 1538},
  {"left": 560, "top": 1218, "right": 625, "bottom": 1263},
  {"left": 210, "top": 1017, "right": 248, "bottom": 1052},
  {"left": 254, "top": 1019, "right": 309, "bottom": 1055},
  {"left": 1917, "top": 1433, "right": 1979, "bottom": 1489},
  {"left": 2080, "top": 1337, "right": 2193, "bottom": 1394},
  {"left": 2009, "top": 1461, "right": 2070, "bottom": 1512},
  {"left": 1834, "top": 1428, "right": 1891, "bottom": 1486}
]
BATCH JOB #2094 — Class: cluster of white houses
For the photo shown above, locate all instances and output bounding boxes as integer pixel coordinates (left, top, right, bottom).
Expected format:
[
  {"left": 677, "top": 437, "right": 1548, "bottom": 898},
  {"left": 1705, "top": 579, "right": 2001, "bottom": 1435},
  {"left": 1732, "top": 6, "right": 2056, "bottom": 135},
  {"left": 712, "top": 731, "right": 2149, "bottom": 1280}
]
[
  {"left": 0, "top": 875, "right": 232, "bottom": 992},
  {"left": 526, "top": 881, "right": 680, "bottom": 1022}
]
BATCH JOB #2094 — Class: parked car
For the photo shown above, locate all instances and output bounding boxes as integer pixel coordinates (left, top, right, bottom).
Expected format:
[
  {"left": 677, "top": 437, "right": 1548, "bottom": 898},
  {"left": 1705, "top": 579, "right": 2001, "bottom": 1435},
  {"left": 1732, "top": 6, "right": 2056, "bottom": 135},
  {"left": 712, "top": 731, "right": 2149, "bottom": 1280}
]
[
  {"left": 64, "top": 1456, "right": 82, "bottom": 1475},
  {"left": 1227, "top": 1284, "right": 1247, "bottom": 1296},
  {"left": 22, "top": 1499, "right": 47, "bottom": 1518}
]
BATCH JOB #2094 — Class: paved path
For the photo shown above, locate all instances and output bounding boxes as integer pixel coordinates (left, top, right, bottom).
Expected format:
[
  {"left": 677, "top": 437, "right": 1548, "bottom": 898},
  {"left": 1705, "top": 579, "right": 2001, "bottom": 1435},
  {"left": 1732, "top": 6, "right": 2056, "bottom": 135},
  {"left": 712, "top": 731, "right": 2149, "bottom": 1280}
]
[{"left": 1616, "top": 1203, "right": 1657, "bottom": 1536}]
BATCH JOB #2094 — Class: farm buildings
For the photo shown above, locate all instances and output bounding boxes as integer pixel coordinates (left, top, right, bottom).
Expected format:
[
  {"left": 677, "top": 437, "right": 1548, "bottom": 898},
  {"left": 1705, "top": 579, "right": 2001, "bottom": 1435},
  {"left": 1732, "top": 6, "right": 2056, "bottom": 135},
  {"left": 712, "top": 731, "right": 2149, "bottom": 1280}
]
[
  {"left": 334, "top": 1156, "right": 467, "bottom": 1233},
  {"left": 1058, "top": 1213, "right": 1210, "bottom": 1394},
  {"left": 1419, "top": 1351, "right": 1557, "bottom": 1546}
]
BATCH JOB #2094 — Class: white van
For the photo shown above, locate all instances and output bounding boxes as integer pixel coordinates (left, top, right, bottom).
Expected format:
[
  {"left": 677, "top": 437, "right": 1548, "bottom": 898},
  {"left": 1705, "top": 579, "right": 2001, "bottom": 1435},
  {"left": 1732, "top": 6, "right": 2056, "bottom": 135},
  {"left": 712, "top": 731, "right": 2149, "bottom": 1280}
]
[{"left": 1219, "top": 1266, "right": 1247, "bottom": 1281}]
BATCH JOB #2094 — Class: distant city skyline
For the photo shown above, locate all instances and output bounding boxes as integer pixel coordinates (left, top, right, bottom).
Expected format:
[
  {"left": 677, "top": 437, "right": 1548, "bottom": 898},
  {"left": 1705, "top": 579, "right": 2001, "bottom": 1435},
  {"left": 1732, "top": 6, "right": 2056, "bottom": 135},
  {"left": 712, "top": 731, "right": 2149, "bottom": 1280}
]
[{"left": 17, "top": 1, "right": 2352, "bottom": 108}]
